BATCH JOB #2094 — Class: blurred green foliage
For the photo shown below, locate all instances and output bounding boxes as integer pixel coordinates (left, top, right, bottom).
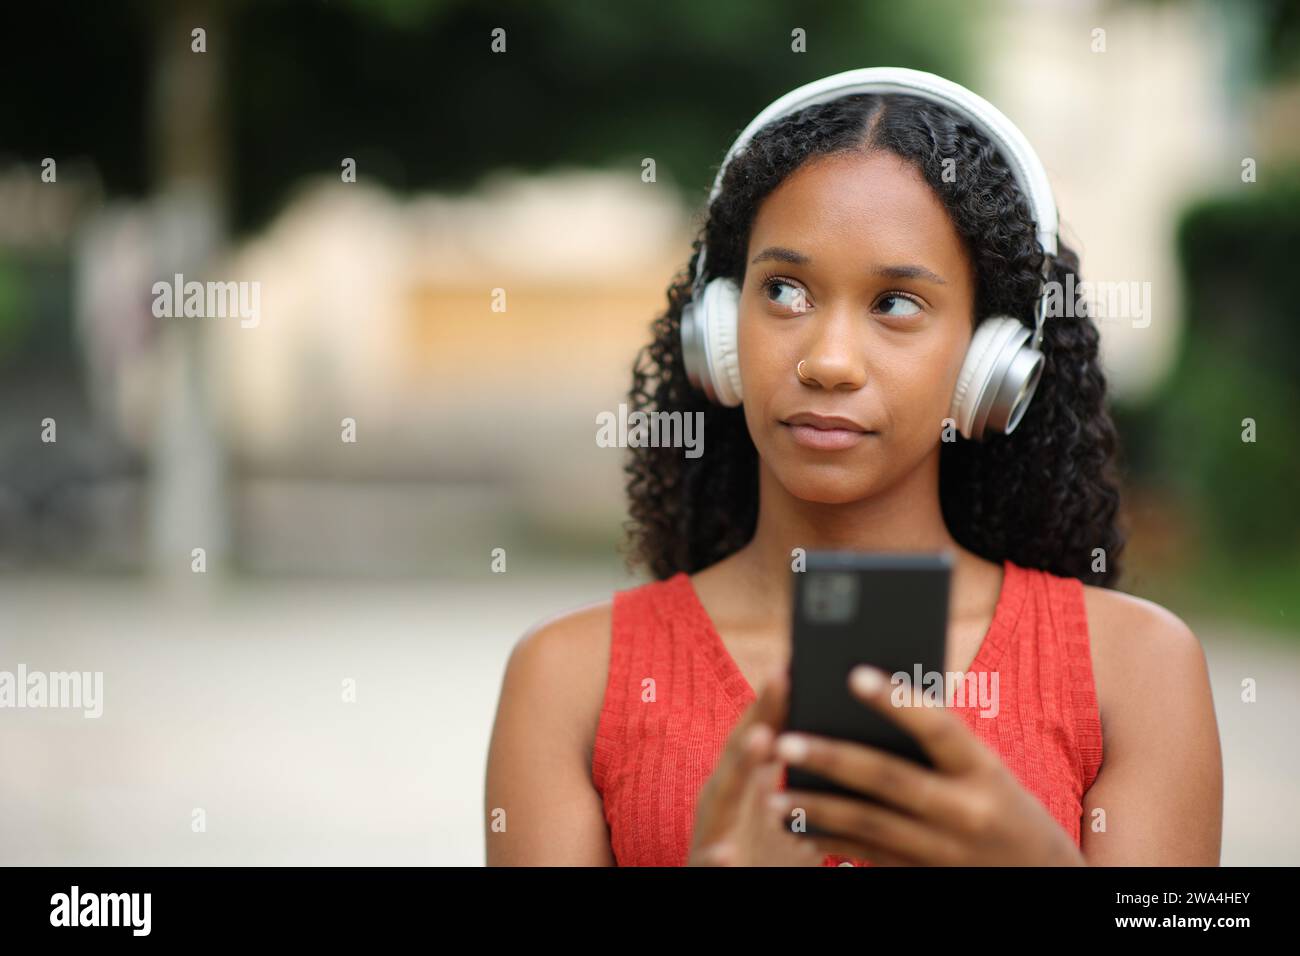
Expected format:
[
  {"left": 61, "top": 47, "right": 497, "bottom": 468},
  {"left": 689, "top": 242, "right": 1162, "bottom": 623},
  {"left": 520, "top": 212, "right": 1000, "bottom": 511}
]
[
  {"left": 1120, "top": 168, "right": 1300, "bottom": 629},
  {"left": 1241, "top": 0, "right": 1300, "bottom": 81},
  {"left": 0, "top": 253, "right": 76, "bottom": 372},
  {"left": 1168, "top": 171, "right": 1300, "bottom": 555},
  {"left": 226, "top": 0, "right": 973, "bottom": 230},
  {"left": 4, "top": 0, "right": 973, "bottom": 235},
  {"left": 0, "top": 259, "right": 29, "bottom": 360}
]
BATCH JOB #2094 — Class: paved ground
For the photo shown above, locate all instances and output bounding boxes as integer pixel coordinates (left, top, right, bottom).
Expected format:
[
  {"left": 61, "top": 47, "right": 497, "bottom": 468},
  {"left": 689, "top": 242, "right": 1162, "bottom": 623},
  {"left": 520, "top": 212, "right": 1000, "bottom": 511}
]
[{"left": 0, "top": 568, "right": 1295, "bottom": 865}]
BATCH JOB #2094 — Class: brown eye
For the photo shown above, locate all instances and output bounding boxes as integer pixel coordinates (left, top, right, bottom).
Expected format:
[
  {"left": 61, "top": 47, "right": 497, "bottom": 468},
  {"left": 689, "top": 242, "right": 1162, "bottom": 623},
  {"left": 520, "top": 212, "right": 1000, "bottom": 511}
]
[
  {"left": 876, "top": 294, "right": 922, "bottom": 318},
  {"left": 764, "top": 278, "right": 809, "bottom": 313}
]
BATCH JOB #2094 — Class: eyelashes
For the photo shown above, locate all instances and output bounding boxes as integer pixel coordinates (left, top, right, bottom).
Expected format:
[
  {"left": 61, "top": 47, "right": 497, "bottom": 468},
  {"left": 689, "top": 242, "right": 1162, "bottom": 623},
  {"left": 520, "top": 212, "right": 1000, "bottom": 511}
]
[
  {"left": 759, "top": 273, "right": 810, "bottom": 312},
  {"left": 757, "top": 271, "right": 927, "bottom": 319}
]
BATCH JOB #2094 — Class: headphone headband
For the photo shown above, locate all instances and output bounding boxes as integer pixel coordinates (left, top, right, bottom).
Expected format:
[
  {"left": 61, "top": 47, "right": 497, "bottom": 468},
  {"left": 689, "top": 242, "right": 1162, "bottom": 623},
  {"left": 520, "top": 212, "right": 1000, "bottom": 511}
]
[
  {"left": 706, "top": 67, "right": 1058, "bottom": 258},
  {"left": 682, "top": 68, "right": 1060, "bottom": 435},
  {"left": 693, "top": 67, "right": 1059, "bottom": 351}
]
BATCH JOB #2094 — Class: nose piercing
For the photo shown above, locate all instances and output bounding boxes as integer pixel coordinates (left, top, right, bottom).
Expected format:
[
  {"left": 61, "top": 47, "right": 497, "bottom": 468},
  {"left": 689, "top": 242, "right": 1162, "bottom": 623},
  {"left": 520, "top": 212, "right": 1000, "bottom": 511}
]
[{"left": 797, "top": 360, "right": 812, "bottom": 383}]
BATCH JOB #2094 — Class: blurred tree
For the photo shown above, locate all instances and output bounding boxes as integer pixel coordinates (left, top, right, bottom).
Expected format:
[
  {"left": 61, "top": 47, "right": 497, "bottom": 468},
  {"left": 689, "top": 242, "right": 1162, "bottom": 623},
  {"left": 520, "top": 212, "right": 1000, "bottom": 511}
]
[
  {"left": 2, "top": 0, "right": 974, "bottom": 234},
  {"left": 1116, "top": 167, "right": 1300, "bottom": 627},
  {"left": 1163, "top": 173, "right": 1300, "bottom": 557}
]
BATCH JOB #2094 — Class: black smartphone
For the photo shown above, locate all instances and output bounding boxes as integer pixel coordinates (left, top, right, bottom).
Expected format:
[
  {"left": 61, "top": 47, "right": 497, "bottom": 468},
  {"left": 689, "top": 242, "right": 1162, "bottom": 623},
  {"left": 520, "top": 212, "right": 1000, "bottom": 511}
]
[{"left": 783, "top": 551, "right": 952, "bottom": 831}]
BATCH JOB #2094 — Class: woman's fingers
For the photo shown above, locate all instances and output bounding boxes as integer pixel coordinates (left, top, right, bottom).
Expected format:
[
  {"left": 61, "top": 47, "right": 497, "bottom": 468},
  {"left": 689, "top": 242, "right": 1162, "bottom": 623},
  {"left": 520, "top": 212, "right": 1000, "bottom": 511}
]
[
  {"left": 691, "top": 666, "right": 788, "bottom": 851},
  {"left": 706, "top": 665, "right": 789, "bottom": 804},
  {"left": 695, "top": 751, "right": 822, "bottom": 867},
  {"left": 687, "top": 841, "right": 737, "bottom": 866},
  {"left": 846, "top": 665, "right": 990, "bottom": 775},
  {"left": 752, "top": 663, "right": 790, "bottom": 732},
  {"left": 775, "top": 789, "right": 961, "bottom": 865},
  {"left": 743, "top": 761, "right": 824, "bottom": 866},
  {"left": 773, "top": 729, "right": 964, "bottom": 822},
  {"left": 695, "top": 722, "right": 771, "bottom": 842}
]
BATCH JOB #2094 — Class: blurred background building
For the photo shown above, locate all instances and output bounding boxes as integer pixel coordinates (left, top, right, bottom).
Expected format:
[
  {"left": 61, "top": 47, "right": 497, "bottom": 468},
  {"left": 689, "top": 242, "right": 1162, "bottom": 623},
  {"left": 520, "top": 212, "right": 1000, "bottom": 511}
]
[{"left": 1, "top": 0, "right": 1297, "bottom": 865}]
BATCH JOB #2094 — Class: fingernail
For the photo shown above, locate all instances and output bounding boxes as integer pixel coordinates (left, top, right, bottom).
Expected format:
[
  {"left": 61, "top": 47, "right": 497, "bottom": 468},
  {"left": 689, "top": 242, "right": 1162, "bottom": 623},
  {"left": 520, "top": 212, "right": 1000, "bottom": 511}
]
[
  {"left": 851, "top": 665, "right": 885, "bottom": 695},
  {"left": 767, "top": 793, "right": 790, "bottom": 812},
  {"left": 776, "top": 733, "right": 808, "bottom": 763}
]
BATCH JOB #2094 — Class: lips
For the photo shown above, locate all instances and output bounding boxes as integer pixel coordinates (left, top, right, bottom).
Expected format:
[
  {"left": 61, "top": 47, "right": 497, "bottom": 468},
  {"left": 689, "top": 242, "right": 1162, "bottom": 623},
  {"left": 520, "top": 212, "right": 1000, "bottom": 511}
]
[
  {"left": 782, "top": 411, "right": 871, "bottom": 432},
  {"left": 780, "top": 411, "right": 876, "bottom": 451}
]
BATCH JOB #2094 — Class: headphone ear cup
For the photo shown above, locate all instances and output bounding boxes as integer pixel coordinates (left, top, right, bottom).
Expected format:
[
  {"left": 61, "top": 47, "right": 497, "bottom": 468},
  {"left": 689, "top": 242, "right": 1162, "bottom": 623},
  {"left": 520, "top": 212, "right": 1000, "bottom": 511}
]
[
  {"left": 702, "top": 278, "right": 743, "bottom": 406},
  {"left": 681, "top": 278, "right": 743, "bottom": 406},
  {"left": 950, "top": 316, "right": 1041, "bottom": 440}
]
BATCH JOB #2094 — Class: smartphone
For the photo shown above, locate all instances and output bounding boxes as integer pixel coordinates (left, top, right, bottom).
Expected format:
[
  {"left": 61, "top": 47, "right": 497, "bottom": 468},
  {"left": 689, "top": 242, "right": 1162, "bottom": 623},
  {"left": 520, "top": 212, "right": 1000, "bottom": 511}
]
[{"left": 783, "top": 551, "right": 952, "bottom": 831}]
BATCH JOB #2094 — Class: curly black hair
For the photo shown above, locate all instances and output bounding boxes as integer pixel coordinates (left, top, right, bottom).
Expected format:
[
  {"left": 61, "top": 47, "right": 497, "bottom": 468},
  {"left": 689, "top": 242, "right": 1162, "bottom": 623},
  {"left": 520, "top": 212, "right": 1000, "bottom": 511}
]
[{"left": 619, "top": 92, "right": 1126, "bottom": 587}]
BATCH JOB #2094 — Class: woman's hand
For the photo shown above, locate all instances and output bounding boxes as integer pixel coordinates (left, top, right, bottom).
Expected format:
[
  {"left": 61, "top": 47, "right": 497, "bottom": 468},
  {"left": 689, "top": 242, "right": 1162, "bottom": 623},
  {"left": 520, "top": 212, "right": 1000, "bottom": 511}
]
[
  {"left": 769, "top": 666, "right": 1086, "bottom": 866},
  {"left": 687, "top": 665, "right": 825, "bottom": 866}
]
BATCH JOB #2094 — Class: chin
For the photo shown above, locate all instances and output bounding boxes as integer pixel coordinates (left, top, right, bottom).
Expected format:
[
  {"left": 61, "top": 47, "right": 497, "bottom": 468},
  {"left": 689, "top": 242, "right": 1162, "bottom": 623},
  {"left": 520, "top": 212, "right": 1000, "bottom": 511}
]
[{"left": 775, "top": 463, "right": 883, "bottom": 505}]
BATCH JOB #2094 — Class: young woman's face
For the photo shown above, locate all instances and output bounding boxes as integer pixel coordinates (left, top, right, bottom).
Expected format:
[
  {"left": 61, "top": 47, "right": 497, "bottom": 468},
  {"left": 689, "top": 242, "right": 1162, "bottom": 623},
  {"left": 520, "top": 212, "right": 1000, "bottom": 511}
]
[{"left": 737, "top": 148, "right": 978, "bottom": 504}]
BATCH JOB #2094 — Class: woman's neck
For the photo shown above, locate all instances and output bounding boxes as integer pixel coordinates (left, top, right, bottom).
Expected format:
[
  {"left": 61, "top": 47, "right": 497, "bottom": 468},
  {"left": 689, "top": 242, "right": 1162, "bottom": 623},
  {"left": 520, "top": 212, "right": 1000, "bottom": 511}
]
[{"left": 724, "top": 450, "right": 963, "bottom": 623}]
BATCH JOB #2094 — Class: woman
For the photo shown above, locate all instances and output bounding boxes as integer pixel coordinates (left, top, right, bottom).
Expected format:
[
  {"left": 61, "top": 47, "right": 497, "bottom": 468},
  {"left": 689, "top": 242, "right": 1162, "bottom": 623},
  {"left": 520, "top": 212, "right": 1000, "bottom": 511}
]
[{"left": 484, "top": 70, "right": 1222, "bottom": 866}]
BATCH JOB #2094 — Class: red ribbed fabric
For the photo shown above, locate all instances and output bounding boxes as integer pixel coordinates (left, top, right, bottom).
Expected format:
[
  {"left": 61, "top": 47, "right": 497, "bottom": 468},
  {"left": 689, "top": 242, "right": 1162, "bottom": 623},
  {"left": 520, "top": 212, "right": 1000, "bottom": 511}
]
[{"left": 591, "top": 558, "right": 1103, "bottom": 866}]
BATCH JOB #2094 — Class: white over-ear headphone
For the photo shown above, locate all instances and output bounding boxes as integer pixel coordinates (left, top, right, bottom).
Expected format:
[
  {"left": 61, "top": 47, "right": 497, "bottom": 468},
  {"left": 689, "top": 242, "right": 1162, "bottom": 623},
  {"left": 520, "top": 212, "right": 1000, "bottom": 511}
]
[{"left": 679, "top": 67, "right": 1059, "bottom": 440}]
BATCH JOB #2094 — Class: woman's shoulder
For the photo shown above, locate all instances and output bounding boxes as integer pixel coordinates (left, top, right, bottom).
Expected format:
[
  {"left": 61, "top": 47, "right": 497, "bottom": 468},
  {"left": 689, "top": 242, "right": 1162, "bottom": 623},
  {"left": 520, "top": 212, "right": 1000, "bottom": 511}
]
[
  {"left": 508, "top": 571, "right": 684, "bottom": 674},
  {"left": 1022, "top": 559, "right": 1203, "bottom": 659},
  {"left": 1077, "top": 579, "right": 1211, "bottom": 733},
  {"left": 508, "top": 570, "right": 691, "bottom": 677},
  {"left": 510, "top": 599, "right": 614, "bottom": 686},
  {"left": 504, "top": 573, "right": 689, "bottom": 745},
  {"left": 500, "top": 599, "right": 615, "bottom": 765},
  {"left": 1079, "top": 581, "right": 1203, "bottom": 665}
]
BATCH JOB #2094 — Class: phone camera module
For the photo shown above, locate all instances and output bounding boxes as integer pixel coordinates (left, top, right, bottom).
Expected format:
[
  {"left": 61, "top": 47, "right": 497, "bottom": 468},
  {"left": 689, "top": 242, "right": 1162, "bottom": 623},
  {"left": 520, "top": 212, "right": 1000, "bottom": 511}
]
[{"left": 804, "top": 572, "right": 858, "bottom": 623}]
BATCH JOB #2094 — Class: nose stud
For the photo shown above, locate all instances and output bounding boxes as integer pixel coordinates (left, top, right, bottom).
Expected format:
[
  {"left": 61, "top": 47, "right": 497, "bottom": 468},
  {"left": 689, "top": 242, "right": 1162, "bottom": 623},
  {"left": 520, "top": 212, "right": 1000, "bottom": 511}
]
[{"left": 797, "top": 360, "right": 812, "bottom": 383}]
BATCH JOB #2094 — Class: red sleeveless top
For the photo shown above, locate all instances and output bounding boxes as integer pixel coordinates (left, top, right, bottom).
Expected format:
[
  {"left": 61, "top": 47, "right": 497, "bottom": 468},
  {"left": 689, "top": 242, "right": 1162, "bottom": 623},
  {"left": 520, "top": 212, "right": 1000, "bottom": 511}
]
[{"left": 591, "top": 558, "right": 1103, "bottom": 866}]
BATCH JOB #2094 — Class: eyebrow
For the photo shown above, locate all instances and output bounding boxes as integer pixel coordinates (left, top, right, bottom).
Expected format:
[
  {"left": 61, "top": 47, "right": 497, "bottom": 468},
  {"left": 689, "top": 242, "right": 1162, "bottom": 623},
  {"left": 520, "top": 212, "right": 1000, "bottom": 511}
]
[
  {"left": 749, "top": 247, "right": 947, "bottom": 285},
  {"left": 873, "top": 263, "right": 947, "bottom": 285},
  {"left": 750, "top": 246, "right": 811, "bottom": 266}
]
